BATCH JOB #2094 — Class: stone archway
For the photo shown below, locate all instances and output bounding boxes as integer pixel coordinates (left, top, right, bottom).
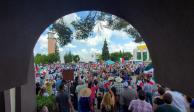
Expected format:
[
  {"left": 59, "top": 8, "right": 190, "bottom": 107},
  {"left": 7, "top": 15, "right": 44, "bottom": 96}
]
[{"left": 0, "top": 0, "right": 194, "bottom": 111}]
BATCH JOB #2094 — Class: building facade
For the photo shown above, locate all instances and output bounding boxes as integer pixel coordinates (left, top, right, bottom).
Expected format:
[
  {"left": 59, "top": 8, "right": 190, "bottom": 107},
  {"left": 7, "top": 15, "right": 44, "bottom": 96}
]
[{"left": 133, "top": 44, "right": 151, "bottom": 62}]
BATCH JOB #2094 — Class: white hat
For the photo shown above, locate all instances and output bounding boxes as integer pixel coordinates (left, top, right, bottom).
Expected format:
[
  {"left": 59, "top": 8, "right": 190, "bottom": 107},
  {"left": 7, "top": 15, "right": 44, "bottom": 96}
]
[
  {"left": 115, "top": 77, "right": 123, "bottom": 83},
  {"left": 108, "top": 76, "right": 114, "bottom": 81}
]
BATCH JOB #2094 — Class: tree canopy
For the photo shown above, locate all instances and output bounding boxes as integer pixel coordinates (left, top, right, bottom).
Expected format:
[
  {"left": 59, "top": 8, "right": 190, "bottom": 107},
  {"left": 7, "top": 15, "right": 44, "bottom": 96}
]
[
  {"left": 102, "top": 39, "right": 110, "bottom": 61},
  {"left": 64, "top": 51, "right": 80, "bottom": 63},
  {"left": 34, "top": 53, "right": 60, "bottom": 64},
  {"left": 51, "top": 11, "right": 142, "bottom": 47},
  {"left": 97, "top": 50, "right": 133, "bottom": 62}
]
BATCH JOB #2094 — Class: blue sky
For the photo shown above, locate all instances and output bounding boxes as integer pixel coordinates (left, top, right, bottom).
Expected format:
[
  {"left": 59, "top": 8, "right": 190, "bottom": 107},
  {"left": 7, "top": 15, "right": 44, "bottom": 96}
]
[{"left": 34, "top": 11, "right": 144, "bottom": 62}]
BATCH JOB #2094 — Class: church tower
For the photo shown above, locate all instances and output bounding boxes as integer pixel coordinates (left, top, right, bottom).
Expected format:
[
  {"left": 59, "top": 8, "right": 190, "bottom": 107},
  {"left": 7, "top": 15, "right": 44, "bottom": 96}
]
[{"left": 48, "top": 31, "right": 57, "bottom": 54}]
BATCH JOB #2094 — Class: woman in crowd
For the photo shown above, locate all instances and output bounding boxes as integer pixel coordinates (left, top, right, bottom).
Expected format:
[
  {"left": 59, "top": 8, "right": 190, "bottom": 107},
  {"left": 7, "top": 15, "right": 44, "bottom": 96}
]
[
  {"left": 101, "top": 89, "right": 115, "bottom": 112},
  {"left": 78, "top": 87, "right": 92, "bottom": 112}
]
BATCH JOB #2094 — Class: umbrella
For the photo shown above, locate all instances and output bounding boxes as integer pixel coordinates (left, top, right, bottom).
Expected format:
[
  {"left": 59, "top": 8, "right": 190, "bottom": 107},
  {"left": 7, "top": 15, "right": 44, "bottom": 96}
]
[{"left": 105, "top": 60, "right": 115, "bottom": 65}]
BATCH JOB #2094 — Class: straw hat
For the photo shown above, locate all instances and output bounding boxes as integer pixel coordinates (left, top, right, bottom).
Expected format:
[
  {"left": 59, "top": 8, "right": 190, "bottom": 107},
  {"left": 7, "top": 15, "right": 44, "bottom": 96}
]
[
  {"left": 79, "top": 88, "right": 91, "bottom": 97},
  {"left": 115, "top": 77, "right": 123, "bottom": 83}
]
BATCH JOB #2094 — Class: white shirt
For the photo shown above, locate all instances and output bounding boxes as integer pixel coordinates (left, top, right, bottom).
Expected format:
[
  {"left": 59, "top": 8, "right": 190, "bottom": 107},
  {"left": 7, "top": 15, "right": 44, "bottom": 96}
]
[{"left": 167, "top": 91, "right": 187, "bottom": 112}]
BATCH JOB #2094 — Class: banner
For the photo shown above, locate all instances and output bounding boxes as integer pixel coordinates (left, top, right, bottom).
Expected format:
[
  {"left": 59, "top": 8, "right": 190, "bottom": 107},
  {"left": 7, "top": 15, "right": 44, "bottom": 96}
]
[{"left": 62, "top": 69, "right": 74, "bottom": 80}]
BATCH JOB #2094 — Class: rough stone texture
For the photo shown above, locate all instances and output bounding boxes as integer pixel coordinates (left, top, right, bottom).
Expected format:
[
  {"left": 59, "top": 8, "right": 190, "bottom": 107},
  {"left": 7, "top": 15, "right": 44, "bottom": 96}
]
[{"left": 0, "top": 0, "right": 194, "bottom": 100}]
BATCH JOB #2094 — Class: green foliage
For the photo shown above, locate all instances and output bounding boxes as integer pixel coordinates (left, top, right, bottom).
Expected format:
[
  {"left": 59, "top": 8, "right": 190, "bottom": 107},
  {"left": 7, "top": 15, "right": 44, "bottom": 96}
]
[
  {"left": 64, "top": 52, "right": 80, "bottom": 63},
  {"left": 36, "top": 95, "right": 57, "bottom": 112},
  {"left": 102, "top": 39, "right": 110, "bottom": 61},
  {"left": 34, "top": 53, "right": 60, "bottom": 64},
  {"left": 98, "top": 50, "right": 132, "bottom": 62},
  {"left": 51, "top": 11, "right": 143, "bottom": 47},
  {"left": 111, "top": 17, "right": 129, "bottom": 30},
  {"left": 52, "top": 18, "right": 73, "bottom": 46},
  {"left": 71, "top": 12, "right": 96, "bottom": 40},
  {"left": 125, "top": 27, "right": 142, "bottom": 42},
  {"left": 110, "top": 51, "right": 132, "bottom": 62},
  {"left": 64, "top": 51, "right": 73, "bottom": 63},
  {"left": 34, "top": 54, "right": 48, "bottom": 64},
  {"left": 73, "top": 55, "right": 80, "bottom": 63},
  {"left": 47, "top": 53, "right": 60, "bottom": 63}
]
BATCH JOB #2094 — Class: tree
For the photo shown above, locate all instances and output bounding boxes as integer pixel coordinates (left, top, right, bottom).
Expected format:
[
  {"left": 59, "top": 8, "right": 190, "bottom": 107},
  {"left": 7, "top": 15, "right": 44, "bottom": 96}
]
[
  {"left": 123, "top": 52, "right": 133, "bottom": 60},
  {"left": 51, "top": 18, "right": 73, "bottom": 46},
  {"left": 34, "top": 54, "right": 42, "bottom": 64},
  {"left": 73, "top": 55, "right": 80, "bottom": 63},
  {"left": 51, "top": 11, "right": 143, "bottom": 47},
  {"left": 34, "top": 54, "right": 49, "bottom": 64},
  {"left": 34, "top": 52, "right": 60, "bottom": 64},
  {"left": 64, "top": 51, "right": 73, "bottom": 63},
  {"left": 109, "top": 51, "right": 133, "bottom": 62},
  {"left": 102, "top": 39, "right": 110, "bottom": 61},
  {"left": 47, "top": 53, "right": 60, "bottom": 64}
]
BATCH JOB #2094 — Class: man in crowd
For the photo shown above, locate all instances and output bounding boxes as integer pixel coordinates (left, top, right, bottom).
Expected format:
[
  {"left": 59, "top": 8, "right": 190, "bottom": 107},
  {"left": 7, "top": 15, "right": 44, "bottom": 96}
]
[
  {"left": 155, "top": 93, "right": 180, "bottom": 112},
  {"left": 120, "top": 81, "right": 137, "bottom": 112},
  {"left": 56, "top": 84, "right": 75, "bottom": 112},
  {"left": 128, "top": 90, "right": 153, "bottom": 112}
]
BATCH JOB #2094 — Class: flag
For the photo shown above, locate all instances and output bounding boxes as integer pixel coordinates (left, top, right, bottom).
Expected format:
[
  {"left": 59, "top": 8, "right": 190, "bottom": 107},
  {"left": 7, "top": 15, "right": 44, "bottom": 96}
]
[{"left": 120, "top": 58, "right": 125, "bottom": 64}]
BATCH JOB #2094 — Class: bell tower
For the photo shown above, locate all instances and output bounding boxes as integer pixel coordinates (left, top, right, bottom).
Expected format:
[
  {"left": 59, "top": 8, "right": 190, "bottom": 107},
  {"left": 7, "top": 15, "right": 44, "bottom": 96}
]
[{"left": 48, "top": 31, "right": 57, "bottom": 54}]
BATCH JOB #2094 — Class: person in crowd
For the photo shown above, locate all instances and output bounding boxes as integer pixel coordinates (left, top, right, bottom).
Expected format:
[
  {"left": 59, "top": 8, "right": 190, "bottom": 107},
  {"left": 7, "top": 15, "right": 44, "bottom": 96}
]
[
  {"left": 120, "top": 81, "right": 137, "bottom": 112},
  {"left": 153, "top": 86, "right": 165, "bottom": 110},
  {"left": 75, "top": 80, "right": 87, "bottom": 102},
  {"left": 167, "top": 91, "right": 188, "bottom": 112},
  {"left": 45, "top": 79, "right": 53, "bottom": 96},
  {"left": 112, "top": 77, "right": 123, "bottom": 96},
  {"left": 56, "top": 84, "right": 75, "bottom": 112},
  {"left": 52, "top": 79, "right": 57, "bottom": 95},
  {"left": 78, "top": 87, "right": 92, "bottom": 112},
  {"left": 39, "top": 87, "right": 49, "bottom": 97},
  {"left": 155, "top": 93, "right": 180, "bottom": 112},
  {"left": 97, "top": 84, "right": 104, "bottom": 110},
  {"left": 128, "top": 90, "right": 153, "bottom": 112},
  {"left": 101, "top": 89, "right": 115, "bottom": 112},
  {"left": 143, "top": 79, "right": 154, "bottom": 105},
  {"left": 184, "top": 95, "right": 192, "bottom": 112},
  {"left": 70, "top": 80, "right": 79, "bottom": 110},
  {"left": 110, "top": 87, "right": 118, "bottom": 112},
  {"left": 40, "top": 106, "right": 49, "bottom": 112},
  {"left": 112, "top": 77, "right": 123, "bottom": 111},
  {"left": 88, "top": 81, "right": 98, "bottom": 112},
  {"left": 56, "top": 77, "right": 62, "bottom": 90},
  {"left": 36, "top": 82, "right": 41, "bottom": 95}
]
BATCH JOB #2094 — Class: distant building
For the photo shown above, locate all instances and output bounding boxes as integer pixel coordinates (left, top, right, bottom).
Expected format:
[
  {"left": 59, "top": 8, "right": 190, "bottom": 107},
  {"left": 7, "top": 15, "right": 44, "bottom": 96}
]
[
  {"left": 48, "top": 31, "right": 57, "bottom": 54},
  {"left": 133, "top": 44, "right": 151, "bottom": 62}
]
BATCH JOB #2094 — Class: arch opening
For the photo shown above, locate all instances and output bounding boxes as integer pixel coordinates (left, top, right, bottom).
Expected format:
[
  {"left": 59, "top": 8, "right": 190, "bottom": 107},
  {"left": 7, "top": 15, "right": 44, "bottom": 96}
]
[{"left": 34, "top": 10, "right": 156, "bottom": 111}]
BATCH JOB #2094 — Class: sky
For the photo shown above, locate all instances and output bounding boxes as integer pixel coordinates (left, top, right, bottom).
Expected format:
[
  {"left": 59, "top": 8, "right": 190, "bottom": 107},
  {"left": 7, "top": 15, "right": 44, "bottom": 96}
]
[{"left": 34, "top": 11, "right": 144, "bottom": 62}]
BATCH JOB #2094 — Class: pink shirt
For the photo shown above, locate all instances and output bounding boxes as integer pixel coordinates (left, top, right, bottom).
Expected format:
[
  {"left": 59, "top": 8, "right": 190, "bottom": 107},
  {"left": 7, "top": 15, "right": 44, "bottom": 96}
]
[{"left": 90, "top": 86, "right": 98, "bottom": 99}]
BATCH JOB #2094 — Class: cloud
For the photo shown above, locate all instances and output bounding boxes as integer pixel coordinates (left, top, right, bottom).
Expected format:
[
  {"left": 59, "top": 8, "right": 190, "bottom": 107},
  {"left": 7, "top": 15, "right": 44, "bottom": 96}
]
[
  {"left": 66, "top": 43, "right": 77, "bottom": 48},
  {"left": 38, "top": 34, "right": 48, "bottom": 49},
  {"left": 62, "top": 13, "right": 80, "bottom": 28},
  {"left": 69, "top": 48, "right": 99, "bottom": 62},
  {"left": 109, "top": 41, "right": 141, "bottom": 53},
  {"left": 81, "top": 49, "right": 87, "bottom": 52},
  {"left": 78, "top": 21, "right": 112, "bottom": 46},
  {"left": 34, "top": 33, "right": 48, "bottom": 55},
  {"left": 111, "top": 30, "right": 131, "bottom": 39},
  {"left": 90, "top": 48, "right": 101, "bottom": 53}
]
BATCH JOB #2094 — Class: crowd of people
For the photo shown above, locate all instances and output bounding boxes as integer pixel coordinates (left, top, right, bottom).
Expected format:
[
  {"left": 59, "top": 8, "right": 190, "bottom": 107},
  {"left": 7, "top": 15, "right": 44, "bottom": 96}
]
[{"left": 35, "top": 62, "right": 194, "bottom": 112}]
